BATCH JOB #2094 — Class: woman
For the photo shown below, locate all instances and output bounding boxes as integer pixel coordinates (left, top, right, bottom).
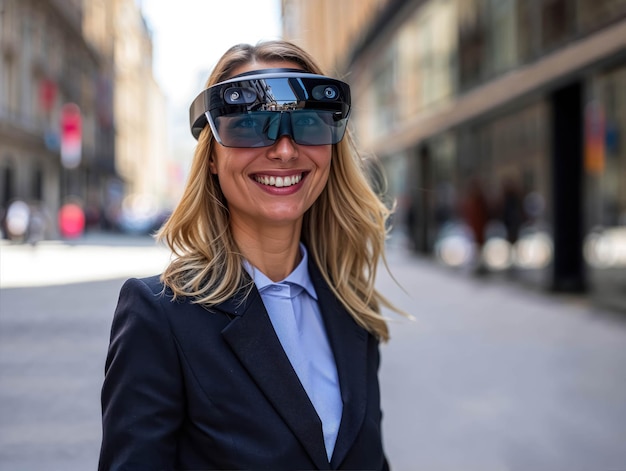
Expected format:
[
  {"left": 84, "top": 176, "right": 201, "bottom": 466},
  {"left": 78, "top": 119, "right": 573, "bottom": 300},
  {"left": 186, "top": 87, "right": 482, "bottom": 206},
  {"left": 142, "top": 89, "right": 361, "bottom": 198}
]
[{"left": 99, "top": 40, "right": 404, "bottom": 470}]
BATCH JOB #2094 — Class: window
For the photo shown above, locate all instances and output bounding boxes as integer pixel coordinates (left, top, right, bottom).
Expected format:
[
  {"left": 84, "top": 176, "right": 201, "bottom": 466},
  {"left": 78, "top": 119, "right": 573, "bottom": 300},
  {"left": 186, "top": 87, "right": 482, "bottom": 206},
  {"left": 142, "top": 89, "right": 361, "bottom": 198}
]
[
  {"left": 458, "top": 0, "right": 486, "bottom": 89},
  {"left": 1, "top": 164, "right": 15, "bottom": 208},
  {"left": 541, "top": 0, "right": 575, "bottom": 51},
  {"left": 577, "top": 0, "right": 626, "bottom": 32},
  {"left": 486, "top": 0, "right": 518, "bottom": 74},
  {"left": 32, "top": 166, "right": 43, "bottom": 200}
]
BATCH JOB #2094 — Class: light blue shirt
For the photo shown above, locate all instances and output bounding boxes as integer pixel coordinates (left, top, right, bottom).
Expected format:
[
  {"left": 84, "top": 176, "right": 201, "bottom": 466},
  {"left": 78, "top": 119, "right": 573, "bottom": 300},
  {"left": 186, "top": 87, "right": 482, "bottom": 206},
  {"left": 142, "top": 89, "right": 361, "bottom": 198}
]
[{"left": 244, "top": 245, "right": 343, "bottom": 461}]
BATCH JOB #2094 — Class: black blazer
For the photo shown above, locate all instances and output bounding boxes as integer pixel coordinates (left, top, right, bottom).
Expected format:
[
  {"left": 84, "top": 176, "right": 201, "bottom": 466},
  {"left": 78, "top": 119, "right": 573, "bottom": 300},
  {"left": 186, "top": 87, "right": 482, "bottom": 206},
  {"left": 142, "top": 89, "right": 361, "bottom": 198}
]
[{"left": 99, "top": 260, "right": 389, "bottom": 470}]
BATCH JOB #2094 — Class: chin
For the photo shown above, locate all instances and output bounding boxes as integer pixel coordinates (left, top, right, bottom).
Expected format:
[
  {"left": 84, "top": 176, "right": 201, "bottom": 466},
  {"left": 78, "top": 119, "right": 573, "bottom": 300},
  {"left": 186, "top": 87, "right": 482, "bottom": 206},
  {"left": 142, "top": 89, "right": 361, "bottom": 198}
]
[{"left": 263, "top": 211, "right": 304, "bottom": 225}]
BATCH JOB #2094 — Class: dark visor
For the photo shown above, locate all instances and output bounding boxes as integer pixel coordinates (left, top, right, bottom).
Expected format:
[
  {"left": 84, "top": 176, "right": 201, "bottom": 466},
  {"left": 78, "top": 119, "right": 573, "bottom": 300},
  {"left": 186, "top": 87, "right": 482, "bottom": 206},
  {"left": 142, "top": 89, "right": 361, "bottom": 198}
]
[{"left": 189, "top": 68, "right": 351, "bottom": 147}]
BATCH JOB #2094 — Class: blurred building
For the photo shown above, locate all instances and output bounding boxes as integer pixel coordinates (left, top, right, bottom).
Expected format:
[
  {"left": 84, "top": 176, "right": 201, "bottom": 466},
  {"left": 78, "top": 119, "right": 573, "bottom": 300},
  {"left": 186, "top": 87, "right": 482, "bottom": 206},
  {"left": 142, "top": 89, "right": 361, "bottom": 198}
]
[
  {"left": 0, "top": 0, "right": 116, "bottom": 236},
  {"left": 111, "top": 0, "right": 169, "bottom": 231},
  {"left": 283, "top": 0, "right": 626, "bottom": 311},
  {"left": 282, "top": 0, "right": 388, "bottom": 75},
  {"left": 0, "top": 0, "right": 169, "bottom": 238},
  {"left": 81, "top": 0, "right": 118, "bottom": 230}
]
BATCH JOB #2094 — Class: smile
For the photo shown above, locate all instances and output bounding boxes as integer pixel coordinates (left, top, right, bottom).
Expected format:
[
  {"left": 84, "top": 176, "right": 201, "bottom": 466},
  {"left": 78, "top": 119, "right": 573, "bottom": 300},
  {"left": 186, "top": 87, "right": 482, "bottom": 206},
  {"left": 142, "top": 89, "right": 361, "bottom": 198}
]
[{"left": 253, "top": 173, "right": 303, "bottom": 188}]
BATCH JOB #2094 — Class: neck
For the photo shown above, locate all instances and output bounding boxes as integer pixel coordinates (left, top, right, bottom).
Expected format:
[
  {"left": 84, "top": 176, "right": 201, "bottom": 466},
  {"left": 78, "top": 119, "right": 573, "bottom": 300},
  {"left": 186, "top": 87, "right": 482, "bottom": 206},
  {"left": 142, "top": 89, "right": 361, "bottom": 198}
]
[{"left": 232, "top": 219, "right": 303, "bottom": 282}]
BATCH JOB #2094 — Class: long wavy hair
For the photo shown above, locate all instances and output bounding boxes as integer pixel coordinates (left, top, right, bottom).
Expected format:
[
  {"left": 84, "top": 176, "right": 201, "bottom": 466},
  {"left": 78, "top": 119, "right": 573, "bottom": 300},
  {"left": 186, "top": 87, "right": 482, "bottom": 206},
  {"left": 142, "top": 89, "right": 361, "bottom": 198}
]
[{"left": 157, "top": 40, "right": 404, "bottom": 341}]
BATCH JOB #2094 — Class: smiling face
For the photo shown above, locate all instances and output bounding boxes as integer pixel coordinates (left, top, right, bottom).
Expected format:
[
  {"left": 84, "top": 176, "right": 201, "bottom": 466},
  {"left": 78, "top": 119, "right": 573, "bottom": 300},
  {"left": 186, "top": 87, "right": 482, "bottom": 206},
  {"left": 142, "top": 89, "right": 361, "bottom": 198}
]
[{"left": 209, "top": 60, "right": 332, "bottom": 235}]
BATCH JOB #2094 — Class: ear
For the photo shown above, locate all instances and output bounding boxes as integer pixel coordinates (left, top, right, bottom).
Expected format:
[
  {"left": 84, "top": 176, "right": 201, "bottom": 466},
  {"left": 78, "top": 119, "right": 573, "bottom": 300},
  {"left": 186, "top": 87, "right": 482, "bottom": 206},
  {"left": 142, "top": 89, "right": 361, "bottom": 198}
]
[{"left": 209, "top": 156, "right": 218, "bottom": 174}]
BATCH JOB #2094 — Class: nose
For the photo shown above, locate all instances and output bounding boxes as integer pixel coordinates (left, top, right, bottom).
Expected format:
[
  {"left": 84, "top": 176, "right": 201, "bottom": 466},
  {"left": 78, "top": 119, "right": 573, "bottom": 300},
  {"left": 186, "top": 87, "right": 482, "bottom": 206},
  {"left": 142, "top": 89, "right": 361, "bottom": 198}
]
[
  {"left": 267, "top": 135, "right": 298, "bottom": 161},
  {"left": 275, "top": 111, "right": 293, "bottom": 141}
]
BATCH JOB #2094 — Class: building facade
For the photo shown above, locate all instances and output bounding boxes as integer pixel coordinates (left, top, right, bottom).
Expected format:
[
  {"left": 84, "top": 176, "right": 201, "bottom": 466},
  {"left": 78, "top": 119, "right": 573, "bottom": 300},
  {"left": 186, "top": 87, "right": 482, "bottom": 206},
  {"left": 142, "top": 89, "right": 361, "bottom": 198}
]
[
  {"left": 282, "top": 0, "right": 626, "bottom": 311},
  {"left": 0, "top": 0, "right": 115, "bottom": 237},
  {"left": 282, "top": 0, "right": 391, "bottom": 76},
  {"left": 0, "top": 0, "right": 169, "bottom": 238},
  {"left": 110, "top": 0, "right": 169, "bottom": 232}
]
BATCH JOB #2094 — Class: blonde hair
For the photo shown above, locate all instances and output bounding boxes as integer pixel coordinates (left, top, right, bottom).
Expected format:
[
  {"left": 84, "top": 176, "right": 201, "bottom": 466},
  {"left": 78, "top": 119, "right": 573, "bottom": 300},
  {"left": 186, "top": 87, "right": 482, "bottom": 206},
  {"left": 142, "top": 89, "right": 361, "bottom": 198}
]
[{"left": 157, "top": 40, "right": 403, "bottom": 341}]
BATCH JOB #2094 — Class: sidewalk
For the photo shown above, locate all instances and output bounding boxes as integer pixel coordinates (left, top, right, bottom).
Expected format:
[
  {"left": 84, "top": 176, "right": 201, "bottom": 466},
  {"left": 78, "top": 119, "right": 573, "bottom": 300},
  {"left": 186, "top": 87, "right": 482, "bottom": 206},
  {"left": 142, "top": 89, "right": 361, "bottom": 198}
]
[
  {"left": 0, "top": 233, "right": 172, "bottom": 288},
  {"left": 377, "top": 244, "right": 626, "bottom": 470}
]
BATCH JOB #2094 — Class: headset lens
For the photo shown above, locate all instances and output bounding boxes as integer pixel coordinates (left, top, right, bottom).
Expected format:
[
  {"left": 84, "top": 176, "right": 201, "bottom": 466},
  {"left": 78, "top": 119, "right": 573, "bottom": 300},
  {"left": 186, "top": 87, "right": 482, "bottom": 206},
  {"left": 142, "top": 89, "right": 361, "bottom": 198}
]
[
  {"left": 215, "top": 112, "right": 280, "bottom": 148},
  {"left": 213, "top": 110, "right": 348, "bottom": 148}
]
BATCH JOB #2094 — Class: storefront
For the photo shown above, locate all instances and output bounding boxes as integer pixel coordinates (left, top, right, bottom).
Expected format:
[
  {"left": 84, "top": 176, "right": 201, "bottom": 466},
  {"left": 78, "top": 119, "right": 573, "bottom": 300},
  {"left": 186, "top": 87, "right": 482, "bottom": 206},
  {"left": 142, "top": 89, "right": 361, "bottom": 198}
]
[{"left": 584, "top": 65, "right": 626, "bottom": 310}]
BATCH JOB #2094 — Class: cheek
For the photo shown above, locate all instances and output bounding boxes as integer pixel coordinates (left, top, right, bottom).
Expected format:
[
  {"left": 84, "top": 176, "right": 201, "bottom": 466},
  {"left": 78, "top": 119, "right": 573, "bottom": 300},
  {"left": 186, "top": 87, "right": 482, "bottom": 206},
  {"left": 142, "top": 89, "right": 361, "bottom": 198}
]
[
  {"left": 309, "top": 145, "right": 332, "bottom": 168},
  {"left": 212, "top": 148, "right": 257, "bottom": 176},
  {"left": 315, "top": 149, "right": 333, "bottom": 181}
]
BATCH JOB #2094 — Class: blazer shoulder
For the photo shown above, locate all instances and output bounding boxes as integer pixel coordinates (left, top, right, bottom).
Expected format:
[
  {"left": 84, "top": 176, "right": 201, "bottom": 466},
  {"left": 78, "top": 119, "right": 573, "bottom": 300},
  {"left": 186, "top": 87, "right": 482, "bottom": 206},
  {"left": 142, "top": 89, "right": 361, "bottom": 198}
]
[
  {"left": 128, "top": 274, "right": 164, "bottom": 293},
  {"left": 119, "top": 274, "right": 175, "bottom": 301},
  {"left": 115, "top": 275, "right": 185, "bottom": 321},
  {"left": 117, "top": 275, "right": 238, "bottom": 323}
]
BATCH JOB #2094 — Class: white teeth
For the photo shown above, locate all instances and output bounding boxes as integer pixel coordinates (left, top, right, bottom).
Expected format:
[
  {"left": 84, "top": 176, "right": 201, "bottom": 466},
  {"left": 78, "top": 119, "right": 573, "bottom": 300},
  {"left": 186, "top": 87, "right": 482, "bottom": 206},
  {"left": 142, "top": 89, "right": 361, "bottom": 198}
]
[{"left": 255, "top": 174, "right": 302, "bottom": 188}]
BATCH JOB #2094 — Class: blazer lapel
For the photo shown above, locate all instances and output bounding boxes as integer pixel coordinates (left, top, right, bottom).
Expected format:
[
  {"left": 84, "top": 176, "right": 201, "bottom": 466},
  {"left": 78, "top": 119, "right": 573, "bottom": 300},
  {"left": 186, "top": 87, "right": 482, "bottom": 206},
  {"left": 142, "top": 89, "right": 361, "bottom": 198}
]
[
  {"left": 219, "top": 285, "right": 330, "bottom": 470},
  {"left": 308, "top": 261, "right": 369, "bottom": 469}
]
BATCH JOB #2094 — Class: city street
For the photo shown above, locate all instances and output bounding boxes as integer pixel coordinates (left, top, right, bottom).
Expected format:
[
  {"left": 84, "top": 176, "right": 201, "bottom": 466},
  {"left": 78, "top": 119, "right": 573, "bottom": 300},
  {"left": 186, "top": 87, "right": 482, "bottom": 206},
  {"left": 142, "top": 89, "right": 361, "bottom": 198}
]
[{"left": 1, "top": 234, "right": 626, "bottom": 470}]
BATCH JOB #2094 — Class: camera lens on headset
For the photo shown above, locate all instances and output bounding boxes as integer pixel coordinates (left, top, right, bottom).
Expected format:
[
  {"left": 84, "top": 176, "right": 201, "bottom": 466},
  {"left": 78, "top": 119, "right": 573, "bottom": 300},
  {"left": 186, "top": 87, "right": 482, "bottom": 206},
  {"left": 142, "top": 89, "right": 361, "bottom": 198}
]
[
  {"left": 224, "top": 87, "right": 257, "bottom": 105},
  {"left": 313, "top": 84, "right": 339, "bottom": 101},
  {"left": 324, "top": 86, "right": 337, "bottom": 99}
]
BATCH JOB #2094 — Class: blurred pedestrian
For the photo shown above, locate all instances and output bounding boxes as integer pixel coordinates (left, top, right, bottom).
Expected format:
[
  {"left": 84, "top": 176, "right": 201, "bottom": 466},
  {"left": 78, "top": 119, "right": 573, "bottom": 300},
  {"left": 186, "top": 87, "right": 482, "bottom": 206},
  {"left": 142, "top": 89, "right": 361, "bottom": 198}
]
[
  {"left": 99, "top": 40, "right": 407, "bottom": 470},
  {"left": 498, "top": 176, "right": 526, "bottom": 245},
  {"left": 461, "top": 176, "right": 489, "bottom": 249},
  {"left": 460, "top": 176, "right": 490, "bottom": 274},
  {"left": 26, "top": 202, "right": 48, "bottom": 245},
  {"left": 58, "top": 199, "right": 85, "bottom": 239},
  {"left": 5, "top": 199, "right": 30, "bottom": 242}
]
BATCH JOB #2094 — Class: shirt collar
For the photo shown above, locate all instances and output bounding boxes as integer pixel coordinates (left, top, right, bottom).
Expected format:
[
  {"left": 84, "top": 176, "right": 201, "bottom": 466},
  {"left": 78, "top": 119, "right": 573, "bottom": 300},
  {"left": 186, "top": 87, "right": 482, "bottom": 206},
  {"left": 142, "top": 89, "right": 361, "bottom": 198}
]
[{"left": 243, "top": 243, "right": 318, "bottom": 300}]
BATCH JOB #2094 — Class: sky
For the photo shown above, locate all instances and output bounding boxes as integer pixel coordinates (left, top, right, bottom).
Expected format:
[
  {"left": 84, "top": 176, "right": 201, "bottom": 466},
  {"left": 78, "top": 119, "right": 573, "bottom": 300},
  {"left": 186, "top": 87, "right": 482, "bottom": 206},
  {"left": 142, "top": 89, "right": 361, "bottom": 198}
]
[{"left": 139, "top": 0, "right": 283, "bottom": 156}]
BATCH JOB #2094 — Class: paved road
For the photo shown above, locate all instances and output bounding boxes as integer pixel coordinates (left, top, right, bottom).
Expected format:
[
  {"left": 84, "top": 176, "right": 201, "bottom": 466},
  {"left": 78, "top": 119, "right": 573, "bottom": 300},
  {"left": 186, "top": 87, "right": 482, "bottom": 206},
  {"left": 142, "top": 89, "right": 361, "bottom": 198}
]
[
  {"left": 379, "top": 247, "right": 626, "bottom": 471},
  {"left": 1, "top": 235, "right": 625, "bottom": 470}
]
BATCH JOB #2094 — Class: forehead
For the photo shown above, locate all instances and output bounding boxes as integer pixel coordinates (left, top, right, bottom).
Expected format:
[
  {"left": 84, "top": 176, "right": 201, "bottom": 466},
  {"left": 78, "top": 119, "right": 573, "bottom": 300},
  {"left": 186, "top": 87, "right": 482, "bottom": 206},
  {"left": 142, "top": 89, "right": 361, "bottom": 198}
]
[{"left": 228, "top": 60, "right": 304, "bottom": 78}]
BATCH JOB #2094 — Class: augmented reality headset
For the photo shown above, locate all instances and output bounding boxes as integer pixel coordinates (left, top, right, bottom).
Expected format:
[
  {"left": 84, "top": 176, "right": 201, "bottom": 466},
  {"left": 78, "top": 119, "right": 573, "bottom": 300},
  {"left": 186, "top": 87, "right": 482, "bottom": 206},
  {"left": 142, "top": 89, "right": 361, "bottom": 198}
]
[{"left": 189, "top": 68, "right": 351, "bottom": 148}]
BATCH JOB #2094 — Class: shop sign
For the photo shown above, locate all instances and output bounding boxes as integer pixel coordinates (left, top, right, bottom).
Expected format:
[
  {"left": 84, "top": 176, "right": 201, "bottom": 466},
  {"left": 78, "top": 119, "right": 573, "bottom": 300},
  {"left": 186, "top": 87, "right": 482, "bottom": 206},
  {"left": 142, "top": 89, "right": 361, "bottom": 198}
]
[{"left": 584, "top": 100, "right": 605, "bottom": 174}]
